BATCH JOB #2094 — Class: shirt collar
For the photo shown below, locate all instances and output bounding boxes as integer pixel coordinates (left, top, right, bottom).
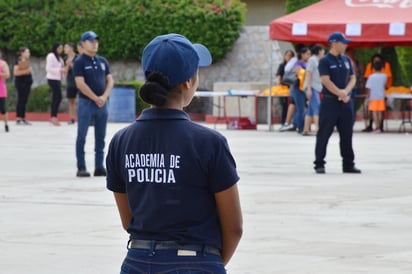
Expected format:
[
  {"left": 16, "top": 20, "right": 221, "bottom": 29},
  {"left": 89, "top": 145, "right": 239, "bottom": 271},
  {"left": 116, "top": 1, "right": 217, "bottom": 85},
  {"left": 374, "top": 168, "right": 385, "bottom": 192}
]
[{"left": 137, "top": 108, "right": 190, "bottom": 121}]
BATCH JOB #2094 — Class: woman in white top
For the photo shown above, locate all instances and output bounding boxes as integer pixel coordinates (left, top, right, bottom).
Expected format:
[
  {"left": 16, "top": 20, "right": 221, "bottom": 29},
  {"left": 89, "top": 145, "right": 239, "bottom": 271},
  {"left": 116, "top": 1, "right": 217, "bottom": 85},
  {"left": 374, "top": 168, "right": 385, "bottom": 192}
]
[{"left": 46, "top": 42, "right": 64, "bottom": 126}]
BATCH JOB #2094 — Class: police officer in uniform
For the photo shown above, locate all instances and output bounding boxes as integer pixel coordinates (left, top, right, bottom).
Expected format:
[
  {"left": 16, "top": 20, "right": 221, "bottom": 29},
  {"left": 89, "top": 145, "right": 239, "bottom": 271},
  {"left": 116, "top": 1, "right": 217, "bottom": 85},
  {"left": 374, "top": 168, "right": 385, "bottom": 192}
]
[
  {"left": 106, "top": 34, "right": 243, "bottom": 273},
  {"left": 73, "top": 31, "right": 113, "bottom": 177},
  {"left": 314, "top": 32, "right": 361, "bottom": 174}
]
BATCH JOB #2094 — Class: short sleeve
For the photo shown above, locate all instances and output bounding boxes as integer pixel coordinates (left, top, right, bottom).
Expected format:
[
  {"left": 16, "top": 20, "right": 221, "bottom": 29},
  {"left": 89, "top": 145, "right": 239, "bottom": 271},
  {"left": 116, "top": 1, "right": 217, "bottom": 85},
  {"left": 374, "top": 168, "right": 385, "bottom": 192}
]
[
  {"left": 344, "top": 56, "right": 354, "bottom": 76},
  {"left": 72, "top": 57, "right": 83, "bottom": 77},
  {"left": 208, "top": 136, "right": 239, "bottom": 194},
  {"left": 106, "top": 134, "right": 126, "bottom": 193},
  {"left": 365, "top": 77, "right": 371, "bottom": 89},
  {"left": 102, "top": 57, "right": 111, "bottom": 76},
  {"left": 276, "top": 63, "right": 285, "bottom": 77},
  {"left": 318, "top": 57, "right": 329, "bottom": 76},
  {"left": 306, "top": 58, "right": 316, "bottom": 72}
]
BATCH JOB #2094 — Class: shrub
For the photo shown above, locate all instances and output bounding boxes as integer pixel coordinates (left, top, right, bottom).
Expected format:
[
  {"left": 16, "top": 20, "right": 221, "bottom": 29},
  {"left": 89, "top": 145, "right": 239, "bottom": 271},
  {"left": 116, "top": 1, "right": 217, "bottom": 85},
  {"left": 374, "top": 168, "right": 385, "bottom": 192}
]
[
  {"left": 26, "top": 84, "right": 51, "bottom": 112},
  {"left": 396, "top": 47, "right": 412, "bottom": 86},
  {"left": 0, "top": 0, "right": 246, "bottom": 62},
  {"left": 5, "top": 82, "right": 51, "bottom": 112},
  {"left": 7, "top": 80, "right": 148, "bottom": 114}
]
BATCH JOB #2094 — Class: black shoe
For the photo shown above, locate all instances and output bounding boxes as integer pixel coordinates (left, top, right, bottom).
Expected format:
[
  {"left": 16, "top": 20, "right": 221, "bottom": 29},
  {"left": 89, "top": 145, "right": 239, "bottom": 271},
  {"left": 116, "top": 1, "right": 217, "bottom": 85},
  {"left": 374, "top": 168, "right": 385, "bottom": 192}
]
[
  {"left": 22, "top": 120, "right": 31, "bottom": 125},
  {"left": 5, "top": 125, "right": 9, "bottom": 132},
  {"left": 68, "top": 119, "right": 75, "bottom": 125},
  {"left": 315, "top": 167, "right": 325, "bottom": 174},
  {"left": 362, "top": 127, "right": 372, "bottom": 132},
  {"left": 94, "top": 167, "right": 107, "bottom": 177},
  {"left": 343, "top": 167, "right": 361, "bottom": 174},
  {"left": 76, "top": 169, "right": 91, "bottom": 177}
]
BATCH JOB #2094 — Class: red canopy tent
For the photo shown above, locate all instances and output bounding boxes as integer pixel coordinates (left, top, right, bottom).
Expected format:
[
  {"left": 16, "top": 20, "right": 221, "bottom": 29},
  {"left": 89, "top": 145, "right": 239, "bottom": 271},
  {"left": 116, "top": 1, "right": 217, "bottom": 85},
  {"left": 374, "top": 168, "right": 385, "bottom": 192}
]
[{"left": 269, "top": 0, "right": 412, "bottom": 47}]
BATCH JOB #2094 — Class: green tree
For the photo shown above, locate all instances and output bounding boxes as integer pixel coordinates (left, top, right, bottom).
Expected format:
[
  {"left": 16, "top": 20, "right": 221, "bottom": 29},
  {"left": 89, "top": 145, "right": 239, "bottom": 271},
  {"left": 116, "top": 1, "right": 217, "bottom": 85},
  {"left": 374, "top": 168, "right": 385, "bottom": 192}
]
[{"left": 0, "top": 0, "right": 246, "bottom": 62}]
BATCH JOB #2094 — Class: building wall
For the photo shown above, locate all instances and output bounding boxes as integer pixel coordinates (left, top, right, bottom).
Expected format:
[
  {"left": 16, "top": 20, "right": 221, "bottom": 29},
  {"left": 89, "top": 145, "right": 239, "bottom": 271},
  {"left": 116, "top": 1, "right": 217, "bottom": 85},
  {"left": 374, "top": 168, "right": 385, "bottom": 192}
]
[
  {"left": 243, "top": 0, "right": 286, "bottom": 26},
  {"left": 242, "top": 0, "right": 293, "bottom": 56}
]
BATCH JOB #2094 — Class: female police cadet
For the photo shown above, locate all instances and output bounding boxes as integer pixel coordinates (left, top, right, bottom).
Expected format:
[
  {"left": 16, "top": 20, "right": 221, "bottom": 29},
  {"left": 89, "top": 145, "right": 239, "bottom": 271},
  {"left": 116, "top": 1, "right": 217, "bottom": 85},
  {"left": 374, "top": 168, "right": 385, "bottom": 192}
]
[{"left": 106, "top": 34, "right": 243, "bottom": 273}]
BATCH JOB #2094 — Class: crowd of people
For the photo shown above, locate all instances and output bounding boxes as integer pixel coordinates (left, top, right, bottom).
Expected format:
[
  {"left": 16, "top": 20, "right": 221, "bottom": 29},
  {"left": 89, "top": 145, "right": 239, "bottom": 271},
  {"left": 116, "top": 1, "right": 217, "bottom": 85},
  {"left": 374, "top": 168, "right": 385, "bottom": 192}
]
[
  {"left": 275, "top": 32, "right": 396, "bottom": 174},
  {"left": 276, "top": 35, "right": 393, "bottom": 135},
  {"left": 273, "top": 31, "right": 400, "bottom": 174},
  {"left": 0, "top": 40, "right": 89, "bottom": 131},
  {"left": 0, "top": 31, "right": 113, "bottom": 180}
]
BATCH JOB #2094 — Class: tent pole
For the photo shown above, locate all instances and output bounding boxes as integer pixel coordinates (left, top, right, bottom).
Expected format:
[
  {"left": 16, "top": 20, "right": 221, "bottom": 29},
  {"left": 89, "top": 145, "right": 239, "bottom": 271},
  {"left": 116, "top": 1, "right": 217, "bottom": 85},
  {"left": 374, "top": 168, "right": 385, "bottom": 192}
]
[{"left": 267, "top": 40, "right": 273, "bottom": 131}]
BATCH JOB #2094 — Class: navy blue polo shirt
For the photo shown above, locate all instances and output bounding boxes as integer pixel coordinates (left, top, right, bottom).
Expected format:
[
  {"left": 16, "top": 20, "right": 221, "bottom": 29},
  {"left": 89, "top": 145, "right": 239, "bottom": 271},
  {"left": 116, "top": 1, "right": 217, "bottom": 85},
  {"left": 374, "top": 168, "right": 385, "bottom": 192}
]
[
  {"left": 73, "top": 53, "right": 110, "bottom": 99},
  {"left": 106, "top": 108, "right": 239, "bottom": 249},
  {"left": 318, "top": 53, "right": 353, "bottom": 97}
]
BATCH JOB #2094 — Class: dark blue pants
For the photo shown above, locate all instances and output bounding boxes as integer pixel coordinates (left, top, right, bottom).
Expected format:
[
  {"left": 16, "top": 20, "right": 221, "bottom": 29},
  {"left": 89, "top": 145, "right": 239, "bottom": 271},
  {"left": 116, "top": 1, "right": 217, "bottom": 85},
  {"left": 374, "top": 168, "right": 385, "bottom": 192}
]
[
  {"left": 291, "top": 85, "right": 306, "bottom": 132},
  {"left": 76, "top": 97, "right": 108, "bottom": 170},
  {"left": 314, "top": 97, "right": 355, "bottom": 169},
  {"left": 120, "top": 248, "right": 226, "bottom": 274}
]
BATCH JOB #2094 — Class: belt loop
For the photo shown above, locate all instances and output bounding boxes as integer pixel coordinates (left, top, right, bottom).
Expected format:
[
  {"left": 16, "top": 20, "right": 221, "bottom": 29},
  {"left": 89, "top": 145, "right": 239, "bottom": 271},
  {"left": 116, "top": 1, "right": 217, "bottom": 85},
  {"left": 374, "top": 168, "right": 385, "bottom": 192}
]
[
  {"left": 127, "top": 239, "right": 131, "bottom": 250},
  {"left": 149, "top": 240, "right": 156, "bottom": 256},
  {"left": 201, "top": 245, "right": 208, "bottom": 256}
]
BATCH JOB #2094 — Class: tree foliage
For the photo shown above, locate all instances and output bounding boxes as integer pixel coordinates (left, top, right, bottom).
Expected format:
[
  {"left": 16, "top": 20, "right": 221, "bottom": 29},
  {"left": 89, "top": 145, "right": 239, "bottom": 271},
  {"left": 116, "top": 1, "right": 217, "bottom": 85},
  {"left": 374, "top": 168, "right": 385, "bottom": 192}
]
[
  {"left": 0, "top": 0, "right": 246, "bottom": 62},
  {"left": 285, "top": 0, "right": 317, "bottom": 13}
]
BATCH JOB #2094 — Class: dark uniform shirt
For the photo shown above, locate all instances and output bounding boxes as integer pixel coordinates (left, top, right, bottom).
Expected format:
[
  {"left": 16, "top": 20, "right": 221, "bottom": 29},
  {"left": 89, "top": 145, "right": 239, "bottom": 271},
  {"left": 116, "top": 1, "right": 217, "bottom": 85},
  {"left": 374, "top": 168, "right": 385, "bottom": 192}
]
[
  {"left": 72, "top": 54, "right": 110, "bottom": 99},
  {"left": 106, "top": 108, "right": 239, "bottom": 249},
  {"left": 318, "top": 53, "right": 353, "bottom": 97}
]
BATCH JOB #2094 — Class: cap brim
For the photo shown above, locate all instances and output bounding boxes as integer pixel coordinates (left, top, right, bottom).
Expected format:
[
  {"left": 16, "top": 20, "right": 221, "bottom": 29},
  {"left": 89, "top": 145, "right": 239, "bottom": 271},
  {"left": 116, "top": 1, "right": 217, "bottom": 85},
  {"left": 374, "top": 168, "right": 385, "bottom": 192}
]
[
  {"left": 193, "top": 44, "right": 212, "bottom": 67},
  {"left": 328, "top": 39, "right": 351, "bottom": 44},
  {"left": 82, "top": 36, "right": 99, "bottom": 42}
]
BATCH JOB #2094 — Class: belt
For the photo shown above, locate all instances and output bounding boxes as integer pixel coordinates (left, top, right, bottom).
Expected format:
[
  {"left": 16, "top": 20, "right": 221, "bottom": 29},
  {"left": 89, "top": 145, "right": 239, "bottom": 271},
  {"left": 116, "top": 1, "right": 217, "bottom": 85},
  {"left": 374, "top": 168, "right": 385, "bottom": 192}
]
[
  {"left": 128, "top": 239, "right": 221, "bottom": 256},
  {"left": 322, "top": 94, "right": 340, "bottom": 100}
]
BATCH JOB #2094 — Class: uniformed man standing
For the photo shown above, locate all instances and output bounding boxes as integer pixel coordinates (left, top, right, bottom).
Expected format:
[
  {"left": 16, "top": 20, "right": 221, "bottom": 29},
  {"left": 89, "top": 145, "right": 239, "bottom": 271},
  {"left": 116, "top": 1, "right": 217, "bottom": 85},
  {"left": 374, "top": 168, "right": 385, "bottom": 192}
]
[
  {"left": 73, "top": 31, "right": 114, "bottom": 177},
  {"left": 314, "top": 32, "right": 361, "bottom": 174}
]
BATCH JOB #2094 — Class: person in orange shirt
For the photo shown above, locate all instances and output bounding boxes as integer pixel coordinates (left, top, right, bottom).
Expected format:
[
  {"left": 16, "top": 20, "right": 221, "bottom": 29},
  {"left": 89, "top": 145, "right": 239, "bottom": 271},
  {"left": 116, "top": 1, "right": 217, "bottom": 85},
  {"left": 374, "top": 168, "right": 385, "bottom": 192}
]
[{"left": 362, "top": 54, "right": 392, "bottom": 132}]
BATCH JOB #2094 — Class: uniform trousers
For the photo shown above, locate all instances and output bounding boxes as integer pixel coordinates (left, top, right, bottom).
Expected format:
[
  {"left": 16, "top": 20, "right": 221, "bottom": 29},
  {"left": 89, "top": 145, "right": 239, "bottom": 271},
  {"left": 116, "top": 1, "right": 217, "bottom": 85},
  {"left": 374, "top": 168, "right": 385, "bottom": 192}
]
[
  {"left": 120, "top": 248, "right": 226, "bottom": 274},
  {"left": 76, "top": 97, "right": 108, "bottom": 170},
  {"left": 314, "top": 96, "right": 355, "bottom": 169}
]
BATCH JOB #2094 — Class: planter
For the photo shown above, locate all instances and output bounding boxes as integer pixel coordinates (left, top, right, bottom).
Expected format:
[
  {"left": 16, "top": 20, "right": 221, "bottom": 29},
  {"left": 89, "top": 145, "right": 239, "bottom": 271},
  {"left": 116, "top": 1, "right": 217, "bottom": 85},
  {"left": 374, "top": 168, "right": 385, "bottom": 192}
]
[{"left": 7, "top": 112, "right": 71, "bottom": 121}]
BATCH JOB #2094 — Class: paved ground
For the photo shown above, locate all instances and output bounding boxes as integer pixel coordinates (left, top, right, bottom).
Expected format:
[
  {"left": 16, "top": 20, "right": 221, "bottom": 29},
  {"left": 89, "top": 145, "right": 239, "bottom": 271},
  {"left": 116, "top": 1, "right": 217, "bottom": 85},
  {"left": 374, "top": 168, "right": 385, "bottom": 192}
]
[{"left": 1, "top": 119, "right": 412, "bottom": 274}]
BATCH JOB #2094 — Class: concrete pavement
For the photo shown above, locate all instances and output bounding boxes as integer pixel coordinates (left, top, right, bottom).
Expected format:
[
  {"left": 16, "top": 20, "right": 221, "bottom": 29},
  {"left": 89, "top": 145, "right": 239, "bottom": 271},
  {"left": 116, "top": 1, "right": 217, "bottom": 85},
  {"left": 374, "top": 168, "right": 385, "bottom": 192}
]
[{"left": 1, "top": 120, "right": 412, "bottom": 274}]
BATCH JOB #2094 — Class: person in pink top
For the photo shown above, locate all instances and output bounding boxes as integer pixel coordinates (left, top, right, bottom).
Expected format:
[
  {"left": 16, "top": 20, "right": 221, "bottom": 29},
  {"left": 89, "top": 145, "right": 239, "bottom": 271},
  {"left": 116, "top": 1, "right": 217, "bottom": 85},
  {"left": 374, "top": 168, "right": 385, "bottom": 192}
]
[
  {"left": 46, "top": 42, "right": 65, "bottom": 126},
  {"left": 0, "top": 49, "right": 11, "bottom": 132}
]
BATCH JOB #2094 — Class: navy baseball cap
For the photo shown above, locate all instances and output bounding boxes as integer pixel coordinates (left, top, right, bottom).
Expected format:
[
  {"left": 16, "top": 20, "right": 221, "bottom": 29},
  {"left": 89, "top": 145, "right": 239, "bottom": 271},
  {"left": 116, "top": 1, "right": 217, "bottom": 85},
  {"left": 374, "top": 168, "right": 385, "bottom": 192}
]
[
  {"left": 81, "top": 31, "right": 99, "bottom": 42},
  {"left": 142, "top": 33, "right": 212, "bottom": 87},
  {"left": 327, "top": 32, "right": 351, "bottom": 44}
]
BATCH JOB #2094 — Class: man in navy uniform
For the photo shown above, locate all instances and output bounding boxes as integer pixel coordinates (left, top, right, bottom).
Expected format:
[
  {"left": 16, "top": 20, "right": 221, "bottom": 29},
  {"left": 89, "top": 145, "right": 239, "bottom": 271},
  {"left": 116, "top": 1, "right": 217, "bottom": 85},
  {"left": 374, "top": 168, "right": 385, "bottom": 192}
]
[
  {"left": 73, "top": 31, "right": 113, "bottom": 177},
  {"left": 314, "top": 32, "right": 361, "bottom": 174}
]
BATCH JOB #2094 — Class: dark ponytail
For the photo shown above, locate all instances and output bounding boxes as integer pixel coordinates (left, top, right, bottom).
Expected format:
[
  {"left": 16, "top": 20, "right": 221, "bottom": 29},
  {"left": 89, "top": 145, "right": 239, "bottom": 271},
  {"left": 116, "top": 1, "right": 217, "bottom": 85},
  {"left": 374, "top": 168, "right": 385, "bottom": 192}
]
[{"left": 139, "top": 72, "right": 173, "bottom": 106}]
